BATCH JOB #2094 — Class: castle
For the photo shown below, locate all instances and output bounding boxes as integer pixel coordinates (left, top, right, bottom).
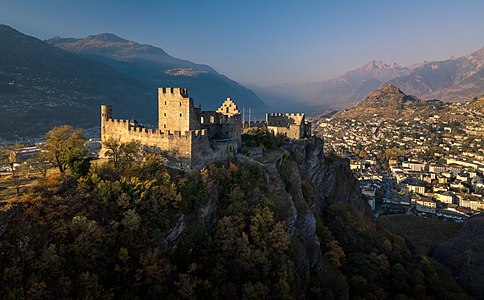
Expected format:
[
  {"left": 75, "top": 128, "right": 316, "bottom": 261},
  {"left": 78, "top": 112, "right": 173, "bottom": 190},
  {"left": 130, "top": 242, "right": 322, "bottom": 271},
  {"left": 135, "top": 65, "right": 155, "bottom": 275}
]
[
  {"left": 101, "top": 87, "right": 311, "bottom": 171},
  {"left": 244, "top": 113, "right": 312, "bottom": 139},
  {"left": 265, "top": 113, "right": 311, "bottom": 139},
  {"left": 101, "top": 87, "right": 241, "bottom": 171}
]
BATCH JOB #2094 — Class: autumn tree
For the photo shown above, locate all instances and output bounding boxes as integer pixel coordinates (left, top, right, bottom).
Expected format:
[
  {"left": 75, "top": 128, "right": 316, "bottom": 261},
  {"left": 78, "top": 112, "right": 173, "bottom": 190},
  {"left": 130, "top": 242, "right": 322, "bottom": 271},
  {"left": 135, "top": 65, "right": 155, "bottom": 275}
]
[
  {"left": 103, "top": 138, "right": 142, "bottom": 170},
  {"left": 44, "top": 125, "right": 87, "bottom": 174}
]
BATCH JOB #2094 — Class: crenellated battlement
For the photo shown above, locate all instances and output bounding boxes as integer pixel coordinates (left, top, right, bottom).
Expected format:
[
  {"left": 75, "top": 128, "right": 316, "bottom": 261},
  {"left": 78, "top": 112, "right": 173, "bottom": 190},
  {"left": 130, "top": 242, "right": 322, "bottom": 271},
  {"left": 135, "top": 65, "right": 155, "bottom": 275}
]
[
  {"left": 105, "top": 118, "right": 129, "bottom": 124},
  {"left": 158, "top": 87, "right": 189, "bottom": 98},
  {"left": 117, "top": 125, "right": 208, "bottom": 140},
  {"left": 266, "top": 112, "right": 304, "bottom": 117}
]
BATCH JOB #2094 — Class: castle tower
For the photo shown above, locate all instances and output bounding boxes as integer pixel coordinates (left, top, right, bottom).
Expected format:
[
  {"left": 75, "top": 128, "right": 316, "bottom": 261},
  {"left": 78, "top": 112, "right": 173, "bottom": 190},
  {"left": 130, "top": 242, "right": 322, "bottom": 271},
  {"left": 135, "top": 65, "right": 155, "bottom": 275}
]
[
  {"left": 101, "top": 105, "right": 112, "bottom": 126},
  {"left": 158, "top": 87, "right": 201, "bottom": 132}
]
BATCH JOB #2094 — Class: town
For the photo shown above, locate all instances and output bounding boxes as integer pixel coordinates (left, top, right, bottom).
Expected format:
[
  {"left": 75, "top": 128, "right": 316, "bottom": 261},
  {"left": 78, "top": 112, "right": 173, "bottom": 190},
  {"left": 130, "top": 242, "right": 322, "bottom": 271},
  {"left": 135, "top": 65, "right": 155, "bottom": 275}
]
[{"left": 315, "top": 97, "right": 484, "bottom": 220}]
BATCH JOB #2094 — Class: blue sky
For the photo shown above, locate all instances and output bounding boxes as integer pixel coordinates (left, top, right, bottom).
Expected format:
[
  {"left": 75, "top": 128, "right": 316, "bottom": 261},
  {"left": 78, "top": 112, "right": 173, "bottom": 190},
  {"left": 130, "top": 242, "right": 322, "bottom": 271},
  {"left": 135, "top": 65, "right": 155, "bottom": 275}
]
[{"left": 1, "top": 0, "right": 483, "bottom": 85}]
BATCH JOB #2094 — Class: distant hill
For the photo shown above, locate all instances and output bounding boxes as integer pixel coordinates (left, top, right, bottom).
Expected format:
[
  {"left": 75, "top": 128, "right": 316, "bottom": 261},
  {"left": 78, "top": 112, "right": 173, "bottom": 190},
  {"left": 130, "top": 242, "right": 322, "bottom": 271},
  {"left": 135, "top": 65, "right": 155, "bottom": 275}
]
[
  {"left": 331, "top": 83, "right": 438, "bottom": 121},
  {"left": 46, "top": 33, "right": 267, "bottom": 115},
  {"left": 0, "top": 24, "right": 155, "bottom": 140},
  {"left": 314, "top": 83, "right": 481, "bottom": 130}
]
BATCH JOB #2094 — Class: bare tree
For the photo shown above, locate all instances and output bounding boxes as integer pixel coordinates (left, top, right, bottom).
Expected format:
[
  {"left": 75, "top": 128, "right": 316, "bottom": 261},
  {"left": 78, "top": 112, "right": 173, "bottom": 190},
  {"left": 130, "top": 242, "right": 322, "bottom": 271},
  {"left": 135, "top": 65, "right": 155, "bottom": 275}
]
[
  {"left": 27, "top": 150, "right": 51, "bottom": 178},
  {"left": 1, "top": 143, "right": 23, "bottom": 196}
]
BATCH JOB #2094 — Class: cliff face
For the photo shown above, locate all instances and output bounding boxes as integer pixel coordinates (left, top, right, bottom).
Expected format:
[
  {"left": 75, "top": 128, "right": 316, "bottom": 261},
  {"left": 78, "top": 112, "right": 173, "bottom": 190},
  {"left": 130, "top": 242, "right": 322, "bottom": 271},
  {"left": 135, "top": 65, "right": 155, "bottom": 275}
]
[
  {"left": 283, "top": 137, "right": 368, "bottom": 212},
  {"left": 260, "top": 137, "right": 370, "bottom": 293}
]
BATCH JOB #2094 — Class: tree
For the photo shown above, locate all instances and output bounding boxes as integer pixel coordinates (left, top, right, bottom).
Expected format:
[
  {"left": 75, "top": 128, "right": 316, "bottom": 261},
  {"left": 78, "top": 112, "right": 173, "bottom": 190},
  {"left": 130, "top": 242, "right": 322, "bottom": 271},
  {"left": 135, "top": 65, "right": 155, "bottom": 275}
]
[
  {"left": 103, "top": 138, "right": 142, "bottom": 170},
  {"left": 44, "top": 126, "right": 87, "bottom": 174},
  {"left": 103, "top": 138, "right": 122, "bottom": 168},
  {"left": 0, "top": 143, "right": 23, "bottom": 195}
]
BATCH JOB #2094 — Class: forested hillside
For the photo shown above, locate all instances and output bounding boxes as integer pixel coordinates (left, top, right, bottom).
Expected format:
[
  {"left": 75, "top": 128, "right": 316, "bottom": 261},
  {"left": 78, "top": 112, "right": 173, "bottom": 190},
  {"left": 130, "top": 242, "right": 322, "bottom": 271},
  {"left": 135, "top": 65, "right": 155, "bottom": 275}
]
[{"left": 0, "top": 133, "right": 471, "bottom": 299}]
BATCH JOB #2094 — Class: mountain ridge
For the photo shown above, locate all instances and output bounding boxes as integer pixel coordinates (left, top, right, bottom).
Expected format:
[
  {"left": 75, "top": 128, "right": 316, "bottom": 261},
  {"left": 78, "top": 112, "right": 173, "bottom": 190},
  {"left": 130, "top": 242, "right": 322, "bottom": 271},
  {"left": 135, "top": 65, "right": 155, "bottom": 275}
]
[
  {"left": 0, "top": 24, "right": 267, "bottom": 139},
  {"left": 253, "top": 47, "right": 484, "bottom": 110},
  {"left": 0, "top": 24, "right": 153, "bottom": 139},
  {"left": 47, "top": 32, "right": 267, "bottom": 114}
]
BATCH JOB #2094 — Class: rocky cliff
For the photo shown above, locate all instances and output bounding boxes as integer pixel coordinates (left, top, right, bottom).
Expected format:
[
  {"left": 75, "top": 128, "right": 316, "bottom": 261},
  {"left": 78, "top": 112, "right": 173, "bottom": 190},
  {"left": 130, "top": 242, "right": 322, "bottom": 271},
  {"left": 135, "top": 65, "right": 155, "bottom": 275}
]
[{"left": 266, "top": 138, "right": 370, "bottom": 293}]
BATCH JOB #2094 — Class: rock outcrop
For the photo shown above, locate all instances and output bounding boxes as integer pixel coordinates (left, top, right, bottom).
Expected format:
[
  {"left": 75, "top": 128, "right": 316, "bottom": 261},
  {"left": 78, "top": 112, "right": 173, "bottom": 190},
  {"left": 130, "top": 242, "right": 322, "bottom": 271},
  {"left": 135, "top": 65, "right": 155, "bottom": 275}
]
[{"left": 261, "top": 137, "right": 370, "bottom": 292}]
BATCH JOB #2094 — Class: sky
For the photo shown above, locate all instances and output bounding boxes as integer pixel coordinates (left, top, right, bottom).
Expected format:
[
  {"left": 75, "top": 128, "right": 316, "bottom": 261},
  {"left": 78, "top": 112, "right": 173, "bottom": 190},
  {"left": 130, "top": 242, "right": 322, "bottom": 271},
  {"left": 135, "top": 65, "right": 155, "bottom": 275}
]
[{"left": 1, "top": 0, "right": 483, "bottom": 85}]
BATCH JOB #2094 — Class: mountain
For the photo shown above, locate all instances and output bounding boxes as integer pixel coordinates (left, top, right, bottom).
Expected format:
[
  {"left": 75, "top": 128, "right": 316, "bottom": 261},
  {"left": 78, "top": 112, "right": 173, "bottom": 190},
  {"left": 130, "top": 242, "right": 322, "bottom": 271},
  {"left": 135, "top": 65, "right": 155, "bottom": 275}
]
[
  {"left": 0, "top": 24, "right": 154, "bottom": 139},
  {"left": 331, "top": 83, "right": 430, "bottom": 120},
  {"left": 46, "top": 33, "right": 267, "bottom": 115},
  {"left": 0, "top": 25, "right": 266, "bottom": 140},
  {"left": 253, "top": 60, "right": 409, "bottom": 110},
  {"left": 390, "top": 48, "right": 484, "bottom": 101},
  {"left": 255, "top": 47, "right": 484, "bottom": 111}
]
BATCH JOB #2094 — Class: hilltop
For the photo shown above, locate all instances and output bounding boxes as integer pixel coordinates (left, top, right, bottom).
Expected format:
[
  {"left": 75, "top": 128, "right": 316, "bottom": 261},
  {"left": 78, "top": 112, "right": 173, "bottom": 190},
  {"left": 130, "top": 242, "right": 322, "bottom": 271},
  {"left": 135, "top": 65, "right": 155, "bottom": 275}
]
[
  {"left": 331, "top": 84, "right": 439, "bottom": 121},
  {"left": 466, "top": 94, "right": 484, "bottom": 113},
  {"left": 315, "top": 83, "right": 483, "bottom": 137}
]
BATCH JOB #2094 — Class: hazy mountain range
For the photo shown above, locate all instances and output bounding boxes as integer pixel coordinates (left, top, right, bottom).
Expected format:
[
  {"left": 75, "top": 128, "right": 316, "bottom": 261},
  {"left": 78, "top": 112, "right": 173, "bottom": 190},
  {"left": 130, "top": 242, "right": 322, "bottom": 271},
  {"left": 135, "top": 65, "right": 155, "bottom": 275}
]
[
  {"left": 0, "top": 25, "right": 266, "bottom": 139},
  {"left": 253, "top": 47, "right": 484, "bottom": 113},
  {"left": 46, "top": 34, "right": 266, "bottom": 113}
]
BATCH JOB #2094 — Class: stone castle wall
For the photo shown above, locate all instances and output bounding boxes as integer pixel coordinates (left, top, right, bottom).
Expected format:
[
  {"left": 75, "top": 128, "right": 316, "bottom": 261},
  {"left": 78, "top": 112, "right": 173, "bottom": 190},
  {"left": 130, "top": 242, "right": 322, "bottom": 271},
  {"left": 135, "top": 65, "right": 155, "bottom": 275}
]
[
  {"left": 265, "top": 113, "right": 310, "bottom": 139},
  {"left": 267, "top": 124, "right": 303, "bottom": 139},
  {"left": 101, "top": 114, "right": 209, "bottom": 170}
]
